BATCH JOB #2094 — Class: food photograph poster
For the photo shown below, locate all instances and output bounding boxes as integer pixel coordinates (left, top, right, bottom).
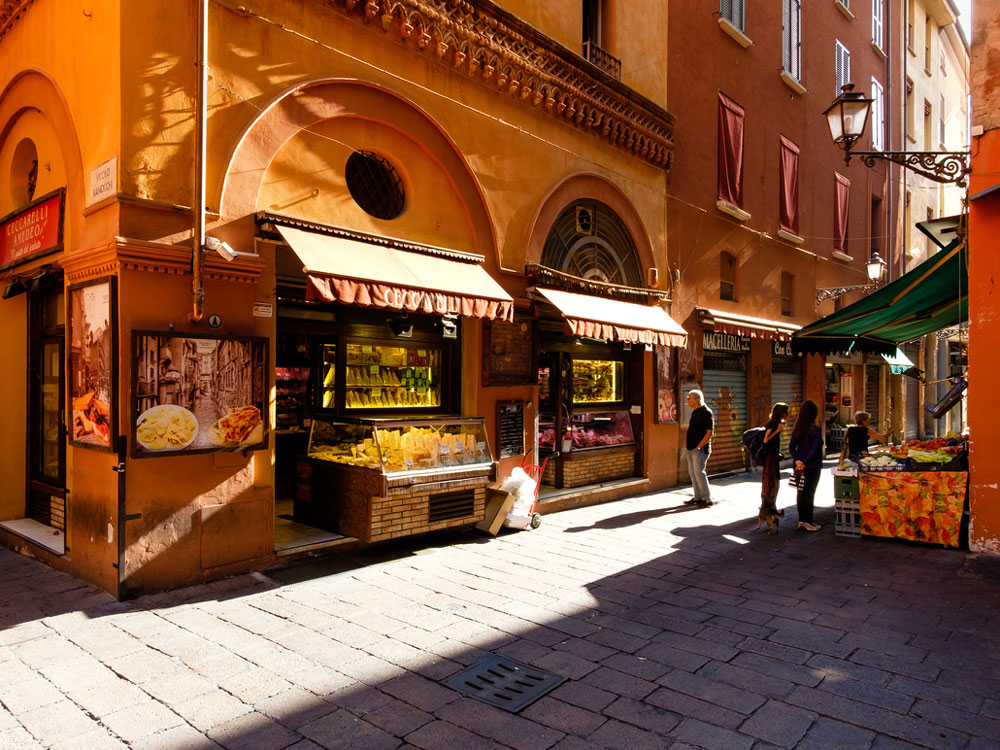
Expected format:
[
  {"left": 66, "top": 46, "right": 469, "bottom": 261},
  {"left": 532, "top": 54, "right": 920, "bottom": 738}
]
[
  {"left": 132, "top": 332, "right": 267, "bottom": 457},
  {"left": 69, "top": 279, "right": 115, "bottom": 450}
]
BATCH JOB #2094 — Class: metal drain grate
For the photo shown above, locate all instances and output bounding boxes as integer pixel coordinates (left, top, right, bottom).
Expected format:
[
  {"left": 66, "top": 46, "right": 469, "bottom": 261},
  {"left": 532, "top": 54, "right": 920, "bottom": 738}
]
[{"left": 442, "top": 655, "right": 566, "bottom": 712}]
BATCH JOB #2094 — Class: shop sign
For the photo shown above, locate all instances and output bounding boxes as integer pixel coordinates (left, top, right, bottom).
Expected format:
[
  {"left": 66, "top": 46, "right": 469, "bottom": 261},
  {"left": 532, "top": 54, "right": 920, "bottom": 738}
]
[
  {"left": 252, "top": 302, "right": 273, "bottom": 318},
  {"left": 88, "top": 157, "right": 117, "bottom": 206},
  {"left": 773, "top": 340, "right": 799, "bottom": 357},
  {"left": 703, "top": 331, "right": 750, "bottom": 353},
  {"left": 0, "top": 189, "right": 64, "bottom": 271}
]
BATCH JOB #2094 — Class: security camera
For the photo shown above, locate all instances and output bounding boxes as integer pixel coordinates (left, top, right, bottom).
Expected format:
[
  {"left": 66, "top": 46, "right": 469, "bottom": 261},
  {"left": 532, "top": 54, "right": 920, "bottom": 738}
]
[{"left": 204, "top": 236, "right": 238, "bottom": 262}]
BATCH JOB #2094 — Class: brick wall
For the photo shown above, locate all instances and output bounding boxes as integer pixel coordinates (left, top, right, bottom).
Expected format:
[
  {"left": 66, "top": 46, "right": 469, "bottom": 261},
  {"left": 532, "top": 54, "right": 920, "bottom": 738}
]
[
  {"left": 367, "top": 482, "right": 487, "bottom": 543},
  {"left": 543, "top": 447, "right": 637, "bottom": 488}
]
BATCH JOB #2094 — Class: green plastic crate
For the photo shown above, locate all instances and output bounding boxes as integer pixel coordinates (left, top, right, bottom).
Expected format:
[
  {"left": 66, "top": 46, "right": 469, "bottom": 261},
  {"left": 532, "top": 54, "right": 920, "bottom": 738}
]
[{"left": 834, "top": 475, "right": 859, "bottom": 500}]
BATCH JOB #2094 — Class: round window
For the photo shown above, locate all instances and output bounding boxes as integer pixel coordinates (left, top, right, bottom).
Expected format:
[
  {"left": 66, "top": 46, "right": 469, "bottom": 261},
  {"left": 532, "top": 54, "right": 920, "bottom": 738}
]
[{"left": 345, "top": 150, "right": 406, "bottom": 220}]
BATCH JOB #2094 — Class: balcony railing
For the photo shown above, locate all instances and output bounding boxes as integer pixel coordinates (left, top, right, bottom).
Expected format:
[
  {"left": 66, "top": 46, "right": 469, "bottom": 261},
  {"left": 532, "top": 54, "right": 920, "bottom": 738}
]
[{"left": 582, "top": 41, "right": 621, "bottom": 80}]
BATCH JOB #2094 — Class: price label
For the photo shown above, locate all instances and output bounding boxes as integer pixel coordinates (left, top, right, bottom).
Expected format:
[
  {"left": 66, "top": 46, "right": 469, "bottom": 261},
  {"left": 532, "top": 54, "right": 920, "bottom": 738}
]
[
  {"left": 476, "top": 441, "right": 486, "bottom": 451},
  {"left": 369, "top": 365, "right": 380, "bottom": 374},
  {"left": 418, "top": 349, "right": 426, "bottom": 356},
  {"left": 362, "top": 345, "right": 373, "bottom": 353},
  {"left": 440, "top": 445, "right": 450, "bottom": 454},
  {"left": 405, "top": 459, "right": 414, "bottom": 467}
]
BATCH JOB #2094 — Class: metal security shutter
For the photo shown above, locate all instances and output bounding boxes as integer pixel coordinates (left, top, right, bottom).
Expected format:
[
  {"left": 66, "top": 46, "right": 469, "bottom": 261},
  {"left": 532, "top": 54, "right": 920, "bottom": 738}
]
[
  {"left": 772, "top": 357, "right": 803, "bottom": 457},
  {"left": 703, "top": 353, "right": 747, "bottom": 474},
  {"left": 904, "top": 344, "right": 920, "bottom": 440},
  {"left": 865, "top": 364, "right": 880, "bottom": 418}
]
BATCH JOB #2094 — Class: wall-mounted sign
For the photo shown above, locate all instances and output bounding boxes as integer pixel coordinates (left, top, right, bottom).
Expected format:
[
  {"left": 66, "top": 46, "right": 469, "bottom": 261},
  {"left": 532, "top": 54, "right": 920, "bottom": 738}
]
[
  {"left": 131, "top": 331, "right": 268, "bottom": 457},
  {"left": 772, "top": 340, "right": 799, "bottom": 357},
  {"left": 88, "top": 157, "right": 117, "bottom": 206},
  {"left": 483, "top": 318, "right": 535, "bottom": 386},
  {"left": 207, "top": 314, "right": 222, "bottom": 329},
  {"left": 0, "top": 189, "right": 65, "bottom": 271},
  {"left": 496, "top": 400, "right": 525, "bottom": 459},
  {"left": 252, "top": 302, "right": 273, "bottom": 318},
  {"left": 703, "top": 331, "right": 751, "bottom": 353},
  {"left": 69, "top": 278, "right": 117, "bottom": 452}
]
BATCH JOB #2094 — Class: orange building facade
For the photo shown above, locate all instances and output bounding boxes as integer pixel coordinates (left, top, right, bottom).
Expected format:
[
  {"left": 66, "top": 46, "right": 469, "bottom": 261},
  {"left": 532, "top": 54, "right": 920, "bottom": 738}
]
[{"left": 0, "top": 0, "right": 693, "bottom": 596}]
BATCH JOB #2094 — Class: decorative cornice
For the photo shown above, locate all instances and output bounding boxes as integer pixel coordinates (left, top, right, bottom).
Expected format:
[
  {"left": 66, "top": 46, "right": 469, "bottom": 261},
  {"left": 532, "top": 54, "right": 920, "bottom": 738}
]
[
  {"left": 322, "top": 0, "right": 675, "bottom": 170},
  {"left": 0, "top": 0, "right": 36, "bottom": 41},
  {"left": 60, "top": 238, "right": 263, "bottom": 284}
]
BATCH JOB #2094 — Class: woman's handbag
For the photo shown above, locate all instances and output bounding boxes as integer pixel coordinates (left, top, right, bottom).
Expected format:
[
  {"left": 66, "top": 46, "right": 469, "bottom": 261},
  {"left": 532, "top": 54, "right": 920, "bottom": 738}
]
[{"left": 788, "top": 467, "right": 805, "bottom": 490}]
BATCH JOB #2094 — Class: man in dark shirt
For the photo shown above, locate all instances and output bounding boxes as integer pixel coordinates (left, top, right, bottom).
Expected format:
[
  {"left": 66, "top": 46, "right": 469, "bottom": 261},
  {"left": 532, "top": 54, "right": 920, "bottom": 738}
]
[{"left": 684, "top": 389, "right": 714, "bottom": 507}]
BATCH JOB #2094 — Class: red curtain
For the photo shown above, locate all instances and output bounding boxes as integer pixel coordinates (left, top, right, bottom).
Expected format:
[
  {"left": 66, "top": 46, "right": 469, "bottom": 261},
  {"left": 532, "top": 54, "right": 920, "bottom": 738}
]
[
  {"left": 834, "top": 173, "right": 851, "bottom": 253},
  {"left": 718, "top": 93, "right": 745, "bottom": 207},
  {"left": 779, "top": 136, "right": 799, "bottom": 235}
]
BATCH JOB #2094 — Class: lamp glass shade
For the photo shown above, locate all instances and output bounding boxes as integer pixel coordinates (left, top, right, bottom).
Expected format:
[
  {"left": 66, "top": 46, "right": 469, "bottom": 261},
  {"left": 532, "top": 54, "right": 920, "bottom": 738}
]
[
  {"left": 824, "top": 85, "right": 874, "bottom": 144},
  {"left": 866, "top": 253, "right": 886, "bottom": 281}
]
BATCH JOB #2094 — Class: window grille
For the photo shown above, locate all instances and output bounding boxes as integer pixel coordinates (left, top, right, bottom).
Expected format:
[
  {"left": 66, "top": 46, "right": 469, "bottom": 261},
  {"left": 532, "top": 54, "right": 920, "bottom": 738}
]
[{"left": 345, "top": 151, "right": 406, "bottom": 220}]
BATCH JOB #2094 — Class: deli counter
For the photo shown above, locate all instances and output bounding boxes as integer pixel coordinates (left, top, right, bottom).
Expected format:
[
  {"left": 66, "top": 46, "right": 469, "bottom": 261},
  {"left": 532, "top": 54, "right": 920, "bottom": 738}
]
[{"left": 295, "top": 415, "right": 494, "bottom": 543}]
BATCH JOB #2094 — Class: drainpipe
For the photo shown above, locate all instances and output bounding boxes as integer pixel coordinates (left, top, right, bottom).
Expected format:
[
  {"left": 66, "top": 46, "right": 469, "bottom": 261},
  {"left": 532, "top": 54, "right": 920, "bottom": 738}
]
[{"left": 191, "top": 0, "right": 208, "bottom": 323}]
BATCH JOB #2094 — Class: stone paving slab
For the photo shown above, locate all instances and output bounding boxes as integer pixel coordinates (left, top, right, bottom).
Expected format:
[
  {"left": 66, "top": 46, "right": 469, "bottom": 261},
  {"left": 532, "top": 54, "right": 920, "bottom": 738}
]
[{"left": 2, "top": 467, "right": 1000, "bottom": 749}]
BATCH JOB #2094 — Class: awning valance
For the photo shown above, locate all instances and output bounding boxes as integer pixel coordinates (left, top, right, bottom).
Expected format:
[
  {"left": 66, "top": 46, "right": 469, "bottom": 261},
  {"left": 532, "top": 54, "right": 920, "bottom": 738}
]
[
  {"left": 534, "top": 287, "right": 688, "bottom": 347},
  {"left": 792, "top": 238, "right": 967, "bottom": 356},
  {"left": 278, "top": 225, "right": 513, "bottom": 322},
  {"left": 702, "top": 308, "right": 800, "bottom": 341},
  {"left": 882, "top": 347, "right": 915, "bottom": 374}
]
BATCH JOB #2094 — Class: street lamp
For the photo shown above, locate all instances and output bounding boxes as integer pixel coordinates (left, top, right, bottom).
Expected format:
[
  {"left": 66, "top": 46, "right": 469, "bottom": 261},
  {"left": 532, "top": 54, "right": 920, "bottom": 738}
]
[
  {"left": 815, "top": 249, "right": 888, "bottom": 303},
  {"left": 824, "top": 83, "right": 969, "bottom": 186}
]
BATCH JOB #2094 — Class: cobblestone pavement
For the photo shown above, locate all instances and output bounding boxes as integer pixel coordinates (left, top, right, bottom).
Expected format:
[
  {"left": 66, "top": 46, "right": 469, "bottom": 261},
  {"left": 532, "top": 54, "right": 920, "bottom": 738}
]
[{"left": 2, "top": 467, "right": 1000, "bottom": 750}]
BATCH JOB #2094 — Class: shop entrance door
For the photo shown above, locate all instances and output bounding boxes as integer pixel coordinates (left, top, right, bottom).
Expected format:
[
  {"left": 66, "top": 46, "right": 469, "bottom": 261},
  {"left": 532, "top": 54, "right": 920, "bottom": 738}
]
[{"left": 27, "top": 284, "right": 66, "bottom": 529}]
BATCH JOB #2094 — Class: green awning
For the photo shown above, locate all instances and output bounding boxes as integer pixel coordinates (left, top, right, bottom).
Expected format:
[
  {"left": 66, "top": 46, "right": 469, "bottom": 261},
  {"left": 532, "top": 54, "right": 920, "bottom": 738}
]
[{"left": 792, "top": 237, "right": 967, "bottom": 356}]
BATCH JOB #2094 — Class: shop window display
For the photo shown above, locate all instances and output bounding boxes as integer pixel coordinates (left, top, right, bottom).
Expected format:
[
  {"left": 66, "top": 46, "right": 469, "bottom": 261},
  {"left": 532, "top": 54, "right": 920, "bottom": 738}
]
[
  {"left": 572, "top": 358, "right": 623, "bottom": 403},
  {"left": 305, "top": 416, "right": 491, "bottom": 474},
  {"left": 343, "top": 343, "right": 440, "bottom": 410},
  {"left": 569, "top": 410, "right": 635, "bottom": 449}
]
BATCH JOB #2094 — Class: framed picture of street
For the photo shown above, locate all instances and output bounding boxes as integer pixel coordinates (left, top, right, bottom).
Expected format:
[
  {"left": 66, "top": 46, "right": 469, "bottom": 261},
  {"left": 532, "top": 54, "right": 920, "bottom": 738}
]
[
  {"left": 68, "top": 278, "right": 116, "bottom": 451},
  {"left": 131, "top": 331, "right": 268, "bottom": 458}
]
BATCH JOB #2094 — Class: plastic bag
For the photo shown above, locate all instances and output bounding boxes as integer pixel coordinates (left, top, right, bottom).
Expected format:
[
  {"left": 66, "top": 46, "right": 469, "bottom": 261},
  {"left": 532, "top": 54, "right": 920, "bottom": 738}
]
[{"left": 499, "top": 467, "right": 537, "bottom": 527}]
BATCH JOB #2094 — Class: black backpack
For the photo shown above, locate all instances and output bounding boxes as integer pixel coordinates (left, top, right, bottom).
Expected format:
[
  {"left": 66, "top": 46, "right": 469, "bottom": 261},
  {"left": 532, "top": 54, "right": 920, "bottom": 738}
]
[{"left": 741, "top": 426, "right": 767, "bottom": 466}]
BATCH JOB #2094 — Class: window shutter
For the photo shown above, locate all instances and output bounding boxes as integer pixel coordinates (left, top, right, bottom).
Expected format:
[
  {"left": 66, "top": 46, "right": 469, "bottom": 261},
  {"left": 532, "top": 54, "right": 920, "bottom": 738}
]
[
  {"left": 872, "top": 0, "right": 883, "bottom": 48},
  {"left": 783, "top": 0, "right": 801, "bottom": 79},
  {"left": 835, "top": 41, "right": 851, "bottom": 95},
  {"left": 834, "top": 173, "right": 851, "bottom": 254},
  {"left": 871, "top": 78, "right": 884, "bottom": 151},
  {"left": 721, "top": 0, "right": 744, "bottom": 32}
]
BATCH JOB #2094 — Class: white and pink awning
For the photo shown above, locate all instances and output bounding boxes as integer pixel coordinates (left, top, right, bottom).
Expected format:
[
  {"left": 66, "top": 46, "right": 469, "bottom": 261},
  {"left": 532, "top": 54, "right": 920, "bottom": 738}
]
[
  {"left": 535, "top": 287, "right": 687, "bottom": 347},
  {"left": 278, "top": 225, "right": 513, "bottom": 322}
]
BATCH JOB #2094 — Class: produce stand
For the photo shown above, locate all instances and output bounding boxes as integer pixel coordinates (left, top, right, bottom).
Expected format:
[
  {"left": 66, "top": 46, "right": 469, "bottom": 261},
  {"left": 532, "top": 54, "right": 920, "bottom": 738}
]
[{"left": 835, "top": 437, "right": 968, "bottom": 548}]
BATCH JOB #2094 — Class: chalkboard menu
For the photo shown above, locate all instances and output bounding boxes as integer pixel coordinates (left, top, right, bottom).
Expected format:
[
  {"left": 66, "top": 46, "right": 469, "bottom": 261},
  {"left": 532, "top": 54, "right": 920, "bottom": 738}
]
[
  {"left": 496, "top": 400, "right": 525, "bottom": 459},
  {"left": 483, "top": 319, "right": 535, "bottom": 386}
]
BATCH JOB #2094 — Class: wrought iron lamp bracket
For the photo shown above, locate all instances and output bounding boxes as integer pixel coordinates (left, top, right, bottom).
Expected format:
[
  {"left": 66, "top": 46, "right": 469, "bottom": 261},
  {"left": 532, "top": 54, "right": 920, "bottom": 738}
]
[
  {"left": 846, "top": 150, "right": 969, "bottom": 186},
  {"left": 815, "top": 283, "right": 875, "bottom": 304}
]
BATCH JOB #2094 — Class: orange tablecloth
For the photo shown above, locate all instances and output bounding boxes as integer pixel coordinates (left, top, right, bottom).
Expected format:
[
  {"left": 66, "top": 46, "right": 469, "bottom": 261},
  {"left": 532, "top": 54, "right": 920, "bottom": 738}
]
[{"left": 858, "top": 471, "right": 967, "bottom": 548}]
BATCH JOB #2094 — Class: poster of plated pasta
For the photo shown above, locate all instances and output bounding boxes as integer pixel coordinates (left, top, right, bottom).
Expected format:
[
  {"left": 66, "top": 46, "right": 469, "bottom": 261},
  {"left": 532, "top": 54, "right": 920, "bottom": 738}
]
[
  {"left": 131, "top": 332, "right": 267, "bottom": 457},
  {"left": 69, "top": 278, "right": 116, "bottom": 451}
]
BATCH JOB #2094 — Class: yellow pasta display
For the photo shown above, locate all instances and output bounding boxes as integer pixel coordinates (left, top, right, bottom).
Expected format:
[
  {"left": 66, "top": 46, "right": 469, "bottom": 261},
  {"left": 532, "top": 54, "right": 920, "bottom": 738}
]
[{"left": 136, "top": 405, "right": 198, "bottom": 451}]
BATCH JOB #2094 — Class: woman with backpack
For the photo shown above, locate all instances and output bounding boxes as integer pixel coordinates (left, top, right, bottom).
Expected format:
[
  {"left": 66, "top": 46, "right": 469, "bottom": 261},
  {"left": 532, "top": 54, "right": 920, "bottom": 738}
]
[
  {"left": 789, "top": 400, "right": 824, "bottom": 532},
  {"left": 760, "top": 403, "right": 789, "bottom": 517}
]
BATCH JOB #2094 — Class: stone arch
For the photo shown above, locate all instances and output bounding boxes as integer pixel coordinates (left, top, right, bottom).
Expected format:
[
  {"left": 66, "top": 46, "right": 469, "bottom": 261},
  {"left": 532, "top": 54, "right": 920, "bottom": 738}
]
[
  {"left": 525, "top": 173, "right": 656, "bottom": 283},
  {"left": 218, "top": 78, "right": 499, "bottom": 268},
  {"left": 0, "top": 69, "right": 85, "bottom": 250}
]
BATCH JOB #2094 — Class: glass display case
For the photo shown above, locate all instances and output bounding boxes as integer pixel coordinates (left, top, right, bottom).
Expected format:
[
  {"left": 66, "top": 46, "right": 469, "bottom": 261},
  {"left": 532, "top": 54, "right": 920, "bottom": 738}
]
[
  {"left": 572, "top": 358, "right": 624, "bottom": 403},
  {"left": 306, "top": 415, "right": 492, "bottom": 475},
  {"left": 569, "top": 410, "right": 635, "bottom": 450},
  {"left": 343, "top": 343, "right": 441, "bottom": 410}
]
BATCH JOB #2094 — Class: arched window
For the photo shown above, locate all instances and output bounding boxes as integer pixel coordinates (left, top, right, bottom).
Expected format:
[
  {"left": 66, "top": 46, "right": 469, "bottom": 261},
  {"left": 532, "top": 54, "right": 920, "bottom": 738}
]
[{"left": 540, "top": 199, "right": 643, "bottom": 286}]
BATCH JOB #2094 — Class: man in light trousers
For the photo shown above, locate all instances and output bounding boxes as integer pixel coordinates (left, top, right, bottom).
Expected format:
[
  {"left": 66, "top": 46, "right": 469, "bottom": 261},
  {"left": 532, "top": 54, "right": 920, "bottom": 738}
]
[{"left": 683, "top": 389, "right": 714, "bottom": 507}]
